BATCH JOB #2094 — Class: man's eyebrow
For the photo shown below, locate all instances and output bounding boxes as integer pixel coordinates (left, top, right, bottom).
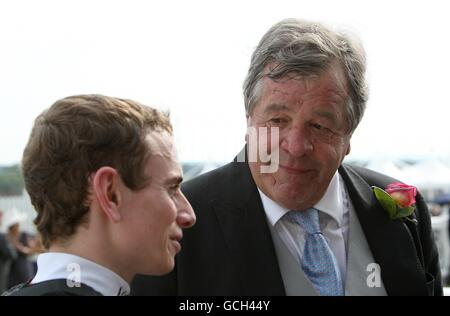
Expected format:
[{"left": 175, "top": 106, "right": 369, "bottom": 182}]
[
  {"left": 165, "top": 176, "right": 183, "bottom": 186},
  {"left": 314, "top": 110, "right": 337, "bottom": 123},
  {"left": 263, "top": 103, "right": 291, "bottom": 114}
]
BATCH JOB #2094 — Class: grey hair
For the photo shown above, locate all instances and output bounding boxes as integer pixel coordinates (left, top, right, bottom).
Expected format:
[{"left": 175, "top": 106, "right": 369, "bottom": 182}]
[{"left": 243, "top": 18, "right": 368, "bottom": 133}]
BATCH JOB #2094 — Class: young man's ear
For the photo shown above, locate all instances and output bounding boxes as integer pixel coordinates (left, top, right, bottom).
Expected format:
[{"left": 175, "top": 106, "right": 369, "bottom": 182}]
[{"left": 92, "top": 167, "right": 123, "bottom": 223}]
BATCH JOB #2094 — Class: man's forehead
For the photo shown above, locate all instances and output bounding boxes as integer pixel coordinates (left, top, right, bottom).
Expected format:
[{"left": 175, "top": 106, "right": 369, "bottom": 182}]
[
  {"left": 262, "top": 61, "right": 348, "bottom": 92},
  {"left": 144, "top": 131, "right": 182, "bottom": 178},
  {"left": 145, "top": 131, "right": 176, "bottom": 156}
]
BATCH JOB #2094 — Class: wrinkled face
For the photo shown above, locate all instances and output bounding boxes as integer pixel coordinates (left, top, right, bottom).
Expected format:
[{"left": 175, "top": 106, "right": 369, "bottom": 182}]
[
  {"left": 247, "top": 63, "right": 352, "bottom": 211},
  {"left": 118, "top": 132, "right": 196, "bottom": 276}
]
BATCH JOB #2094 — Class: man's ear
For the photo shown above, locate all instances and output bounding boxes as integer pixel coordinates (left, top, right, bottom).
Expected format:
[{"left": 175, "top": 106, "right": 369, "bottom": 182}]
[
  {"left": 245, "top": 115, "right": 253, "bottom": 143},
  {"left": 92, "top": 167, "right": 123, "bottom": 223},
  {"left": 345, "top": 142, "right": 351, "bottom": 155}
]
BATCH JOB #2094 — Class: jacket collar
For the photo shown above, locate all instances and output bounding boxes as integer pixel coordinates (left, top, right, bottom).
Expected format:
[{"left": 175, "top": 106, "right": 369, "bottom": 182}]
[{"left": 212, "top": 158, "right": 286, "bottom": 295}]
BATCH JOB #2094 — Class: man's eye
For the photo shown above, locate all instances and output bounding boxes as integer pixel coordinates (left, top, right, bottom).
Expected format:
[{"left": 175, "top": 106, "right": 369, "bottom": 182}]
[
  {"left": 169, "top": 185, "right": 180, "bottom": 195},
  {"left": 312, "top": 123, "right": 325, "bottom": 130},
  {"left": 310, "top": 123, "right": 339, "bottom": 141},
  {"left": 269, "top": 118, "right": 285, "bottom": 124},
  {"left": 312, "top": 123, "right": 334, "bottom": 132}
]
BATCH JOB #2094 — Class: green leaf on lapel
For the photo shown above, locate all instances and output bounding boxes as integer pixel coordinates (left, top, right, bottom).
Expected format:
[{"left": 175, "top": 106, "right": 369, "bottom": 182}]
[
  {"left": 393, "top": 205, "right": 415, "bottom": 219},
  {"left": 372, "top": 186, "right": 397, "bottom": 219}
]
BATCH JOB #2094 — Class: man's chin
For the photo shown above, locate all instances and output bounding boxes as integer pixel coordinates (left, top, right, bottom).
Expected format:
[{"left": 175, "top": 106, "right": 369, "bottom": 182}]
[
  {"left": 274, "top": 189, "right": 320, "bottom": 210},
  {"left": 142, "top": 260, "right": 174, "bottom": 276}
]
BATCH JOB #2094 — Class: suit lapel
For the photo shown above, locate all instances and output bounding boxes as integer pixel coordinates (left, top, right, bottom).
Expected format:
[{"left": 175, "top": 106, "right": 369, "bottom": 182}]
[
  {"left": 212, "top": 161, "right": 285, "bottom": 296},
  {"left": 339, "top": 165, "right": 428, "bottom": 295}
]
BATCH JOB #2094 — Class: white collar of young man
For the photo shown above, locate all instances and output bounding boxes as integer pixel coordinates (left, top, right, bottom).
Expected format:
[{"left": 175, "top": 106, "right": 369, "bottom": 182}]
[{"left": 32, "top": 252, "right": 130, "bottom": 296}]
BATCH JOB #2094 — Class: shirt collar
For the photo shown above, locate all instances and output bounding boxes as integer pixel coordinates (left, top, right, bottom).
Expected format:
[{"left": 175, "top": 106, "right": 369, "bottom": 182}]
[
  {"left": 32, "top": 252, "right": 130, "bottom": 296},
  {"left": 259, "top": 171, "right": 344, "bottom": 227}
]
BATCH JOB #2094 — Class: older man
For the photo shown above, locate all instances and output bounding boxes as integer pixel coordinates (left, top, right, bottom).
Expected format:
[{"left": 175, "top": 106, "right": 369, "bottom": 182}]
[
  {"left": 3, "top": 94, "right": 196, "bottom": 296},
  {"left": 132, "top": 19, "right": 442, "bottom": 296}
]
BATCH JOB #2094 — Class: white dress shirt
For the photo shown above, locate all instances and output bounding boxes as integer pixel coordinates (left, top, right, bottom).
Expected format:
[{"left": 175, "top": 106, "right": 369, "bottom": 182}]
[
  {"left": 31, "top": 252, "right": 130, "bottom": 296},
  {"left": 259, "top": 172, "right": 350, "bottom": 283}
]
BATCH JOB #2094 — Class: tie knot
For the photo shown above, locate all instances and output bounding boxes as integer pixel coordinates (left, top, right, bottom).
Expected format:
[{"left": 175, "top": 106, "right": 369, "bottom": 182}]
[{"left": 288, "top": 208, "right": 321, "bottom": 234}]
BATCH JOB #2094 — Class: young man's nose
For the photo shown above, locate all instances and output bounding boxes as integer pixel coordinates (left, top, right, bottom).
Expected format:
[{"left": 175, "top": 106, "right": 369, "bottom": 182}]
[{"left": 177, "top": 192, "right": 196, "bottom": 229}]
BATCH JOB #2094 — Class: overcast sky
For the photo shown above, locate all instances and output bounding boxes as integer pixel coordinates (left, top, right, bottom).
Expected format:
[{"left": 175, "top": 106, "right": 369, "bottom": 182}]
[{"left": 1, "top": 0, "right": 449, "bottom": 166}]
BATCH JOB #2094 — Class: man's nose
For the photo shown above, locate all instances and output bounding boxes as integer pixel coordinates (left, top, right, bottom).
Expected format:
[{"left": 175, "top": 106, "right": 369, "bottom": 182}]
[
  {"left": 280, "top": 125, "right": 313, "bottom": 157},
  {"left": 176, "top": 191, "right": 196, "bottom": 229}
]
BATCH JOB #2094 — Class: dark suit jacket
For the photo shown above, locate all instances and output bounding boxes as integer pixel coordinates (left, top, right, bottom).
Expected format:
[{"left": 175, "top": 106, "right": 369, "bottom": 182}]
[
  {"left": 132, "top": 160, "right": 443, "bottom": 296},
  {"left": 2, "top": 279, "right": 102, "bottom": 296}
]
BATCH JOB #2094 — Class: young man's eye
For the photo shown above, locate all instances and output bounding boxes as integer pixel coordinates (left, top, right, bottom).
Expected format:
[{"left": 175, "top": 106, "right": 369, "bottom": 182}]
[{"left": 169, "top": 185, "right": 180, "bottom": 196}]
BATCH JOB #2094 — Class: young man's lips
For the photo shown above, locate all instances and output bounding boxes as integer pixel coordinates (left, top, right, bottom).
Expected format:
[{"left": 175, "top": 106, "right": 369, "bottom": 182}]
[
  {"left": 171, "top": 238, "right": 181, "bottom": 253},
  {"left": 172, "top": 234, "right": 182, "bottom": 242}
]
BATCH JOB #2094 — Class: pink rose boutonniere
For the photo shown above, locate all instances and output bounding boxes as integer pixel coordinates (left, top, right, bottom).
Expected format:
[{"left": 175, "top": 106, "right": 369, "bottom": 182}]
[{"left": 372, "top": 182, "right": 418, "bottom": 223}]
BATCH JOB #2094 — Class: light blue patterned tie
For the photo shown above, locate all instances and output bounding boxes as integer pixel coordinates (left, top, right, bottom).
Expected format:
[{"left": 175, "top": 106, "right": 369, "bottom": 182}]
[{"left": 288, "top": 208, "right": 344, "bottom": 296}]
